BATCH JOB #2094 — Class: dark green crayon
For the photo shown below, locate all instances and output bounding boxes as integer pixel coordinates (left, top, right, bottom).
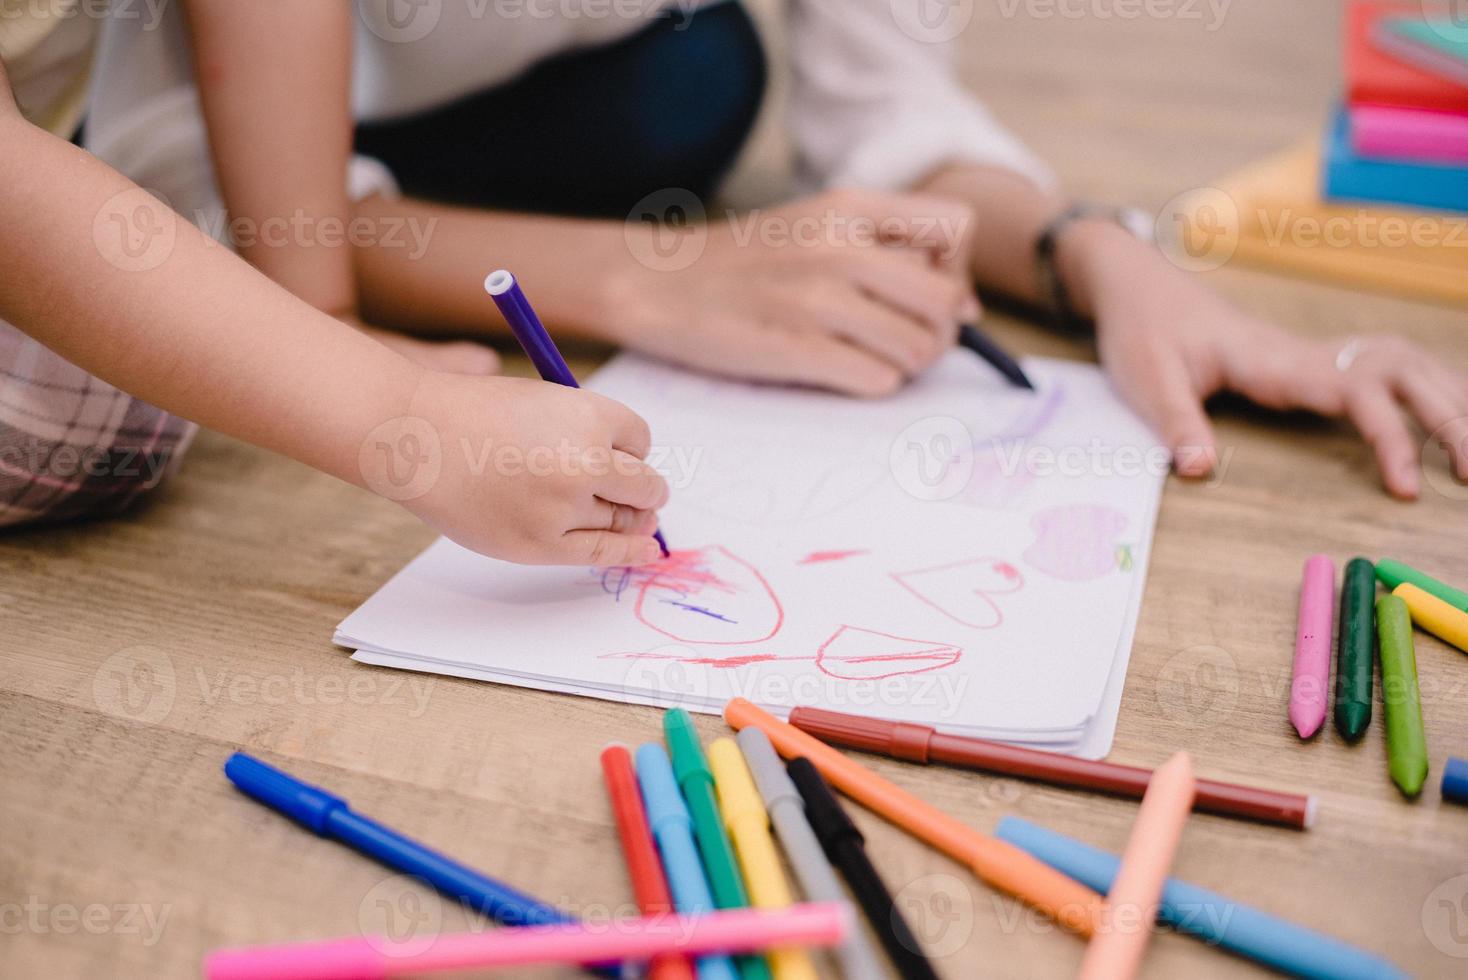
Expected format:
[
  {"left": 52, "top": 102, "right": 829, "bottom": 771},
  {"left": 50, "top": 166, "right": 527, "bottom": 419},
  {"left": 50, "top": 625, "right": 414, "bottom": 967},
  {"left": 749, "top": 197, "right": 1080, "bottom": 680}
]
[{"left": 1334, "top": 557, "right": 1376, "bottom": 740}]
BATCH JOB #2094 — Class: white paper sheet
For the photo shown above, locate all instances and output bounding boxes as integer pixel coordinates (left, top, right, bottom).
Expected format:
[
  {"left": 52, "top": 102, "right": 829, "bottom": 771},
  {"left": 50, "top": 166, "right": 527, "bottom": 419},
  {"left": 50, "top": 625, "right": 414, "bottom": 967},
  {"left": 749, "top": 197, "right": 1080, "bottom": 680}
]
[{"left": 338, "top": 352, "right": 1166, "bottom": 757}]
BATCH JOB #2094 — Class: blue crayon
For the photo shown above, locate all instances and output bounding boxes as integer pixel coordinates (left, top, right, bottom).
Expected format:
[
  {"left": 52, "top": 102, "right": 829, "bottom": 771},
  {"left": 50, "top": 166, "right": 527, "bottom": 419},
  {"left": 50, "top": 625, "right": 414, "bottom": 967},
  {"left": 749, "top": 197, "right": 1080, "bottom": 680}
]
[
  {"left": 636, "top": 743, "right": 740, "bottom": 980},
  {"left": 995, "top": 817, "right": 1405, "bottom": 980}
]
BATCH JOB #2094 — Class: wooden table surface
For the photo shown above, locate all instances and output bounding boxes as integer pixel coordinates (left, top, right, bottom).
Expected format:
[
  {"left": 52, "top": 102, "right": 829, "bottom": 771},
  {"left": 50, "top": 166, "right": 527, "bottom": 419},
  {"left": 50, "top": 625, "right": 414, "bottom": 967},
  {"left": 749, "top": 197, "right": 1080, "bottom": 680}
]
[{"left": 6, "top": 3, "right": 1468, "bottom": 978}]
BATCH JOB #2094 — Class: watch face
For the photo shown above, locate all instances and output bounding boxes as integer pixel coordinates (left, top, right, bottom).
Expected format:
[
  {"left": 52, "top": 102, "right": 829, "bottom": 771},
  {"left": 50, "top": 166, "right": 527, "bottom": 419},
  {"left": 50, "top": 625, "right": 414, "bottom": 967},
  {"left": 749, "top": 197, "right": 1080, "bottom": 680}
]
[{"left": 1117, "top": 207, "right": 1157, "bottom": 244}]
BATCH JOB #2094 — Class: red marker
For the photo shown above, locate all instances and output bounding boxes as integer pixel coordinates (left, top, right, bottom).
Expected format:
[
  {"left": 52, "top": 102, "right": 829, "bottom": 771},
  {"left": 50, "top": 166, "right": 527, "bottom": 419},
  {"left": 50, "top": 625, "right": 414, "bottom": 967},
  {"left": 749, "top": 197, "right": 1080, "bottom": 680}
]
[
  {"left": 600, "top": 745, "right": 695, "bottom": 980},
  {"left": 788, "top": 706, "right": 1315, "bottom": 831}
]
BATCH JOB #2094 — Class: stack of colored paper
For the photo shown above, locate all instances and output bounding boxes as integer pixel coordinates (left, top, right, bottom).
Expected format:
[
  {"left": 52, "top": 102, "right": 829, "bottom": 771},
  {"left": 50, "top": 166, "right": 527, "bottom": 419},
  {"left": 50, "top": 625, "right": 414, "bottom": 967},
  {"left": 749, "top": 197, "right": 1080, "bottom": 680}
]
[
  {"left": 1327, "top": 2, "right": 1468, "bottom": 213},
  {"left": 336, "top": 352, "right": 1166, "bottom": 759}
]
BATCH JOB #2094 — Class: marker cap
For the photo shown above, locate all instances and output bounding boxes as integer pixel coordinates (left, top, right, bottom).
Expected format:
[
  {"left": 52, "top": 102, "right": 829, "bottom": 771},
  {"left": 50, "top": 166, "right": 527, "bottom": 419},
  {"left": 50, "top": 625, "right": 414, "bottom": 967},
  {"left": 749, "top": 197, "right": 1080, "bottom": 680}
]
[{"left": 788, "top": 707, "right": 934, "bottom": 762}]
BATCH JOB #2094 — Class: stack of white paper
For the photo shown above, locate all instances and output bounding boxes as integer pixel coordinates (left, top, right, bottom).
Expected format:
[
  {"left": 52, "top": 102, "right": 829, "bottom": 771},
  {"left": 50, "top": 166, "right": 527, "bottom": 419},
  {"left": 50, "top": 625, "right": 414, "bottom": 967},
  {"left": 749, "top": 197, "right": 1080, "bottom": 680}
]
[{"left": 337, "top": 352, "right": 1165, "bottom": 759}]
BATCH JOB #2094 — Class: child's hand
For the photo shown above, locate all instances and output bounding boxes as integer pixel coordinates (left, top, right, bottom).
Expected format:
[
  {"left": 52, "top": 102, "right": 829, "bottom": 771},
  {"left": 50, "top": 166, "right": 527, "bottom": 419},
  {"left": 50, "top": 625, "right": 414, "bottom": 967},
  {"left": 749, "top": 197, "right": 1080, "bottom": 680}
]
[
  {"left": 373, "top": 374, "right": 669, "bottom": 565},
  {"left": 611, "top": 189, "right": 980, "bottom": 397},
  {"left": 1082, "top": 228, "right": 1468, "bottom": 499}
]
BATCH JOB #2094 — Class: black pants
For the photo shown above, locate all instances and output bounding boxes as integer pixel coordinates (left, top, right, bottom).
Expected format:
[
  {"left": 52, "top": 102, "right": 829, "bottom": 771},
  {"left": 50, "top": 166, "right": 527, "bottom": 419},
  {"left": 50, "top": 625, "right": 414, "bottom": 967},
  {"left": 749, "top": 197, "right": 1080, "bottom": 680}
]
[{"left": 355, "top": 2, "right": 767, "bottom": 218}]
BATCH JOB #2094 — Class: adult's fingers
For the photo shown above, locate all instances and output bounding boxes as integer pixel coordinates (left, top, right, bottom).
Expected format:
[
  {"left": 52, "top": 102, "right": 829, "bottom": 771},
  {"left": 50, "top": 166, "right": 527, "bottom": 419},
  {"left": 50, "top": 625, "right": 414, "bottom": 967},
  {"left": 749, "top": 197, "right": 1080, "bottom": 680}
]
[
  {"left": 1127, "top": 348, "right": 1218, "bottom": 477},
  {"left": 843, "top": 248, "right": 969, "bottom": 349},
  {"left": 1393, "top": 371, "right": 1468, "bottom": 482},
  {"left": 749, "top": 328, "right": 906, "bottom": 397},
  {"left": 820, "top": 188, "right": 976, "bottom": 277},
  {"left": 798, "top": 282, "right": 940, "bottom": 376},
  {"left": 595, "top": 452, "right": 670, "bottom": 511},
  {"left": 1344, "top": 383, "right": 1419, "bottom": 499}
]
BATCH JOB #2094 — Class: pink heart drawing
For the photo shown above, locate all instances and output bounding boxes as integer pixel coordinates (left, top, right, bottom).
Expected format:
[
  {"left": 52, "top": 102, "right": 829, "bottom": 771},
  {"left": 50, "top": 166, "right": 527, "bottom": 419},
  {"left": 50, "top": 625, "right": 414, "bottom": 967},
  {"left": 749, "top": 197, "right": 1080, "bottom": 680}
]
[
  {"left": 890, "top": 557, "right": 1025, "bottom": 629},
  {"left": 814, "top": 625, "right": 963, "bottom": 680},
  {"left": 1023, "top": 504, "right": 1129, "bottom": 581}
]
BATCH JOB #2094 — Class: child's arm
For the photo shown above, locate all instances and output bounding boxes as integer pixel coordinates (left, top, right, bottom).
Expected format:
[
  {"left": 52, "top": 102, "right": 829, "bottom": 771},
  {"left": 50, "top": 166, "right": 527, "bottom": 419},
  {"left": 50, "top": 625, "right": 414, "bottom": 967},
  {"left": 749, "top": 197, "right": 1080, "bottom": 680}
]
[
  {"left": 0, "top": 74, "right": 665, "bottom": 565},
  {"left": 918, "top": 161, "right": 1468, "bottom": 500}
]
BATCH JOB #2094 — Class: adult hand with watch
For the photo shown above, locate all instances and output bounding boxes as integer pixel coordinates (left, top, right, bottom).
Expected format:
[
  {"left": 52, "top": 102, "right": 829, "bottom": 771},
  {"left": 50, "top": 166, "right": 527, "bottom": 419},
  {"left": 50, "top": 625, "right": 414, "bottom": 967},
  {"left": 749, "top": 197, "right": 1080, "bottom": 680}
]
[{"left": 921, "top": 165, "right": 1468, "bottom": 499}]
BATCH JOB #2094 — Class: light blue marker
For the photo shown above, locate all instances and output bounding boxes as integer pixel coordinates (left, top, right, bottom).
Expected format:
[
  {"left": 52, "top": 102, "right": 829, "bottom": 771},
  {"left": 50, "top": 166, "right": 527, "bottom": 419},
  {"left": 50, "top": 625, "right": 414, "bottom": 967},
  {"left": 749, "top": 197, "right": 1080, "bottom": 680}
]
[
  {"left": 636, "top": 743, "right": 740, "bottom": 980},
  {"left": 995, "top": 817, "right": 1406, "bottom": 980}
]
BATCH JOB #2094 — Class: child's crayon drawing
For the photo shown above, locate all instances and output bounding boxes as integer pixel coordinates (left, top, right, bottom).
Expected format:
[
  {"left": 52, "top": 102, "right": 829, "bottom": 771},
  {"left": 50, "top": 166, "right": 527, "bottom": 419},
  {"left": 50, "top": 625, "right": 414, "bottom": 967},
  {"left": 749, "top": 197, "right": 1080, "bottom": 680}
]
[
  {"left": 797, "top": 549, "right": 869, "bottom": 565},
  {"left": 890, "top": 557, "right": 1024, "bottom": 629},
  {"left": 598, "top": 625, "right": 962, "bottom": 680},
  {"left": 986, "top": 382, "right": 1066, "bottom": 444},
  {"left": 596, "top": 546, "right": 784, "bottom": 645},
  {"left": 1023, "top": 504, "right": 1129, "bottom": 581}
]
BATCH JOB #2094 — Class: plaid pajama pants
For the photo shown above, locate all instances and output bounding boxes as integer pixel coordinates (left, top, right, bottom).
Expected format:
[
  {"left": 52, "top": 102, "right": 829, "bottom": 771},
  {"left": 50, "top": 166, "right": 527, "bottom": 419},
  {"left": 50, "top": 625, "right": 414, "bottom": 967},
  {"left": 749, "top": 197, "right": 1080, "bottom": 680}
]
[{"left": 0, "top": 321, "right": 195, "bottom": 528}]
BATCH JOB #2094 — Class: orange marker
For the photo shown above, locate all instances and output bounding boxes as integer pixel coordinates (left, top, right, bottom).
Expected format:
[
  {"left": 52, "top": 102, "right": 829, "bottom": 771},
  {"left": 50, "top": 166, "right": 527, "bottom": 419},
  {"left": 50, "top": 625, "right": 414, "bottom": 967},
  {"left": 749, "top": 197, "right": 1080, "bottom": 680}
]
[
  {"left": 722, "top": 699, "right": 1102, "bottom": 937},
  {"left": 1080, "top": 752, "right": 1196, "bottom": 980}
]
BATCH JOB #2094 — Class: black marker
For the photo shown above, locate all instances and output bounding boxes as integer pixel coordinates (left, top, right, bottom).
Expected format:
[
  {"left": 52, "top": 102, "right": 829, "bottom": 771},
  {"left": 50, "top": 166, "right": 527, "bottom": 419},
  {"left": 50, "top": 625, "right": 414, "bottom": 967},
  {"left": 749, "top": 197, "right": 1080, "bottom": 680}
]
[
  {"left": 786, "top": 757, "right": 941, "bottom": 980},
  {"left": 959, "top": 323, "right": 1034, "bottom": 390}
]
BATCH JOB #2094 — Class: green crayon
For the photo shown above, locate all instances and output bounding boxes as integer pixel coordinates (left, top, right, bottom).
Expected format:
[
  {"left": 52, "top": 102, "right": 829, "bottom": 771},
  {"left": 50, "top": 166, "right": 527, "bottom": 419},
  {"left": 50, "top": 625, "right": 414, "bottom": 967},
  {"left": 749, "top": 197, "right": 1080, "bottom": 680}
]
[
  {"left": 1376, "top": 594, "right": 1428, "bottom": 797},
  {"left": 1334, "top": 557, "right": 1376, "bottom": 740},
  {"left": 1376, "top": 558, "right": 1468, "bottom": 614}
]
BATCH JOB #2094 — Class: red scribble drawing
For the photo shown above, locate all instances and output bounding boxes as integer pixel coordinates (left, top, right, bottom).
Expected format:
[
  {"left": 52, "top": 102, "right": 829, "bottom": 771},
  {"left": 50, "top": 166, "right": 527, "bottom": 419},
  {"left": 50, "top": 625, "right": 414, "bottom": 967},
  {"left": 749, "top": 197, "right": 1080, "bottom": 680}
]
[
  {"left": 890, "top": 557, "right": 1025, "bottom": 629},
  {"left": 1023, "top": 504, "right": 1129, "bottom": 581},
  {"left": 797, "top": 549, "right": 869, "bottom": 565},
  {"left": 598, "top": 625, "right": 962, "bottom": 680},
  {"left": 596, "top": 547, "right": 784, "bottom": 645},
  {"left": 814, "top": 625, "right": 962, "bottom": 680}
]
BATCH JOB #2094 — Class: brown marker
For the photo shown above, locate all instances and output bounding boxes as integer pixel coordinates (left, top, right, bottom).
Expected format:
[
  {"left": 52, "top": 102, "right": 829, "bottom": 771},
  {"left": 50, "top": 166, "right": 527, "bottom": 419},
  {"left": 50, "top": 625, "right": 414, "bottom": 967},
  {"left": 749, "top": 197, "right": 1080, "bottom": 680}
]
[{"left": 787, "top": 706, "right": 1315, "bottom": 830}]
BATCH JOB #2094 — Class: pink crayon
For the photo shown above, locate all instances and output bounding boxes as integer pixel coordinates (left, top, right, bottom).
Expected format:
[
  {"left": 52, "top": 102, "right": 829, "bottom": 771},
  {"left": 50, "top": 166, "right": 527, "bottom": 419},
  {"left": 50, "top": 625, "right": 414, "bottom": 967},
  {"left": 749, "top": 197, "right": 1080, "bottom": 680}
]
[
  {"left": 205, "top": 903, "right": 849, "bottom": 980},
  {"left": 1289, "top": 555, "right": 1335, "bottom": 739}
]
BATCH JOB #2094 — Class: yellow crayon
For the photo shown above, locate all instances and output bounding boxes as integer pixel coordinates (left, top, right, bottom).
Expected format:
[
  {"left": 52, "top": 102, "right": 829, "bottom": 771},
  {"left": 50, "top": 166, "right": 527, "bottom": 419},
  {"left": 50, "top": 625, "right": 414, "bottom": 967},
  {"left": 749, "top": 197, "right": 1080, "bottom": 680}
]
[
  {"left": 1396, "top": 583, "right": 1468, "bottom": 654},
  {"left": 707, "top": 739, "right": 819, "bottom": 980}
]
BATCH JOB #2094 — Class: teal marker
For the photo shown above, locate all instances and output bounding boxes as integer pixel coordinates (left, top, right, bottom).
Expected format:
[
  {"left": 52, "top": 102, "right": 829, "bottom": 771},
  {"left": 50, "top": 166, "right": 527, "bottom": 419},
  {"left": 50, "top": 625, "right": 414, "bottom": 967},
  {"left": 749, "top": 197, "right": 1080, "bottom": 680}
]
[{"left": 664, "top": 709, "right": 771, "bottom": 980}]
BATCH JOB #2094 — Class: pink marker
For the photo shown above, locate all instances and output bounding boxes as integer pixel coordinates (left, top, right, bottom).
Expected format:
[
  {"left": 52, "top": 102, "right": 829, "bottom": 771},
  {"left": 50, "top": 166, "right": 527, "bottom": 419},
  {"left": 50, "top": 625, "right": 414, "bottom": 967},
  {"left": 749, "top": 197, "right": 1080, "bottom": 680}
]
[
  {"left": 1289, "top": 554, "right": 1336, "bottom": 739},
  {"left": 204, "top": 903, "right": 849, "bottom": 980}
]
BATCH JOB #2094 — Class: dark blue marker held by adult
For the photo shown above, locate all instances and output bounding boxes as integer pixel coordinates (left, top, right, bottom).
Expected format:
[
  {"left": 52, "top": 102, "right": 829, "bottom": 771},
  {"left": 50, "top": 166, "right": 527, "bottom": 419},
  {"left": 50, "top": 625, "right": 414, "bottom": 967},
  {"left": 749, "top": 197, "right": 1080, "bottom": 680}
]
[
  {"left": 485, "top": 269, "right": 670, "bottom": 558},
  {"left": 222, "top": 753, "right": 624, "bottom": 978}
]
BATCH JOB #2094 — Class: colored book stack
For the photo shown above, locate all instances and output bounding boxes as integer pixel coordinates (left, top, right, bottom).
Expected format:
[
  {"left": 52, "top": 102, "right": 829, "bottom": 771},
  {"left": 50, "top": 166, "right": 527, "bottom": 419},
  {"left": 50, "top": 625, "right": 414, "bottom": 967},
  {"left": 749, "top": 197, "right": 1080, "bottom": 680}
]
[{"left": 1327, "top": 2, "right": 1468, "bottom": 213}]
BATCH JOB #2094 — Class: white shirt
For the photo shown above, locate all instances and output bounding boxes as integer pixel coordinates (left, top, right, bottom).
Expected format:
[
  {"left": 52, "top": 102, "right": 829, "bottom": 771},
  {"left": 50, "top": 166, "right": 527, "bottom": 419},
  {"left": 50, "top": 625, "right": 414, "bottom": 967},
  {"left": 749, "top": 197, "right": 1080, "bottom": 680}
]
[{"left": 84, "top": 0, "right": 1052, "bottom": 223}]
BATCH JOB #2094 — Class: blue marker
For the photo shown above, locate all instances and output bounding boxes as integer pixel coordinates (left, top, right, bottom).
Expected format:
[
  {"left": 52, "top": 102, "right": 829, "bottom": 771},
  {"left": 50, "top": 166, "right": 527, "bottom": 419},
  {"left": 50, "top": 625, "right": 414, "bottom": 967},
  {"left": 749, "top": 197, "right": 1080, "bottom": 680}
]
[
  {"left": 224, "top": 754, "right": 619, "bottom": 977},
  {"left": 485, "top": 269, "right": 669, "bottom": 558},
  {"left": 635, "top": 743, "right": 739, "bottom": 980},
  {"left": 995, "top": 817, "right": 1406, "bottom": 980}
]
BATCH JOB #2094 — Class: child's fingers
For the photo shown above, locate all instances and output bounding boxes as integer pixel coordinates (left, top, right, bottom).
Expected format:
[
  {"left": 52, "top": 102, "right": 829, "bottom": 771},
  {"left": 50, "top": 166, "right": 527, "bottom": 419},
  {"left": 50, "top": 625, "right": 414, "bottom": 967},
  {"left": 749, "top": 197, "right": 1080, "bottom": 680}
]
[
  {"left": 586, "top": 498, "right": 659, "bottom": 536},
  {"left": 595, "top": 455, "right": 670, "bottom": 511},
  {"left": 558, "top": 529, "right": 662, "bottom": 568},
  {"left": 587, "top": 393, "right": 653, "bottom": 459},
  {"left": 1344, "top": 383, "right": 1419, "bottom": 499}
]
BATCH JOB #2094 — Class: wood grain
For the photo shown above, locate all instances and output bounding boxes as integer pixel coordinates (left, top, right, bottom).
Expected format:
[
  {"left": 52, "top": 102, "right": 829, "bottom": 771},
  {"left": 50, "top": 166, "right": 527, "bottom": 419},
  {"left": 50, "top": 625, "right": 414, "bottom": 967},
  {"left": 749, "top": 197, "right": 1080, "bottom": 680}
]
[{"left": 5, "top": 3, "right": 1468, "bottom": 977}]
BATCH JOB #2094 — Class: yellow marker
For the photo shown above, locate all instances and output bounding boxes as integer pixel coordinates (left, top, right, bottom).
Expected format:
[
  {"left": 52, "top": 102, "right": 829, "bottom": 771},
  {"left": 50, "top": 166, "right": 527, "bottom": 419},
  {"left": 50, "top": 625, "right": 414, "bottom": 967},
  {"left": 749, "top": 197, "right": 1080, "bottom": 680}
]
[
  {"left": 707, "top": 739, "right": 819, "bottom": 980},
  {"left": 1396, "top": 583, "right": 1468, "bottom": 654}
]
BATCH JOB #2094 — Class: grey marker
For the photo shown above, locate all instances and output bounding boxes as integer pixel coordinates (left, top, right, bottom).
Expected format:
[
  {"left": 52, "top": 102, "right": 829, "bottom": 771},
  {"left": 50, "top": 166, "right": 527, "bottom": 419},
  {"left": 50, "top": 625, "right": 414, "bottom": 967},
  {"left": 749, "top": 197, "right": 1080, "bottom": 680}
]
[{"left": 736, "top": 727, "right": 887, "bottom": 980}]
